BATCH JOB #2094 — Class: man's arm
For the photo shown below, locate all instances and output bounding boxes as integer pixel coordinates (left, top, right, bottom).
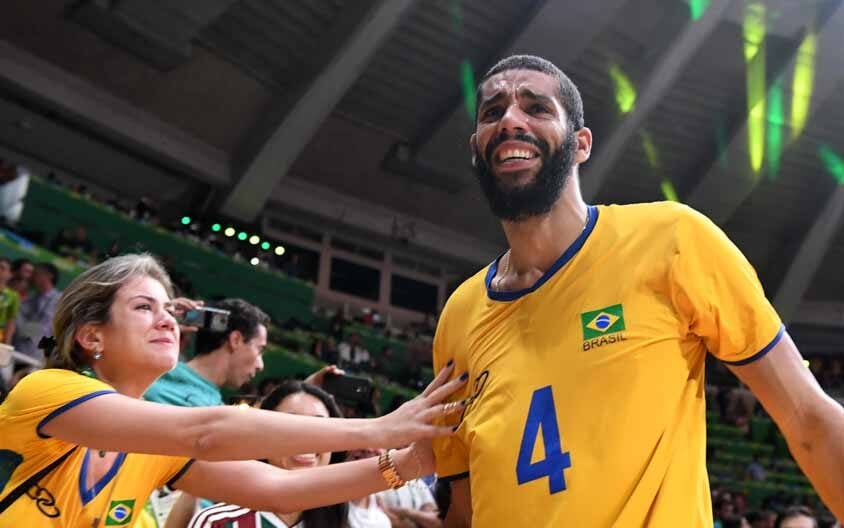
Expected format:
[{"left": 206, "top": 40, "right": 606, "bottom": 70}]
[
  {"left": 728, "top": 331, "right": 844, "bottom": 519},
  {"left": 444, "top": 478, "right": 472, "bottom": 528}
]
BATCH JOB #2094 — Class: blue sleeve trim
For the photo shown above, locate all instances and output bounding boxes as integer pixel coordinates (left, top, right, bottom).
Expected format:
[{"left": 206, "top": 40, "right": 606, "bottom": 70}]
[
  {"left": 37, "top": 390, "right": 117, "bottom": 438},
  {"left": 166, "top": 459, "right": 196, "bottom": 490},
  {"left": 722, "top": 325, "right": 785, "bottom": 366},
  {"left": 438, "top": 471, "right": 469, "bottom": 483}
]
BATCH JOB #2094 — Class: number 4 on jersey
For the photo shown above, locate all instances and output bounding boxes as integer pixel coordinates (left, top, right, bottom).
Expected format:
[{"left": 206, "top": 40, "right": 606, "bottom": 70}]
[{"left": 516, "top": 385, "right": 572, "bottom": 494}]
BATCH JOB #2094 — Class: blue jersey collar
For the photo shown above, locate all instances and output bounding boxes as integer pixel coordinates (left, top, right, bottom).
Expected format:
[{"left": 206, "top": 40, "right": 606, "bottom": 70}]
[{"left": 485, "top": 205, "right": 599, "bottom": 302}]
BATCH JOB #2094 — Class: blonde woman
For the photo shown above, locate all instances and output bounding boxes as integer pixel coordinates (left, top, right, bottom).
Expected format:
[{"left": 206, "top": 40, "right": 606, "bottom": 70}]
[{"left": 0, "top": 254, "right": 466, "bottom": 528}]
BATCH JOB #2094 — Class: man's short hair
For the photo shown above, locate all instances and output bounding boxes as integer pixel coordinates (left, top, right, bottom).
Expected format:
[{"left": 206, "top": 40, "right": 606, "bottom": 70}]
[
  {"left": 476, "top": 54, "right": 584, "bottom": 131},
  {"left": 776, "top": 506, "right": 817, "bottom": 528},
  {"left": 194, "top": 298, "right": 270, "bottom": 356},
  {"left": 36, "top": 262, "right": 59, "bottom": 286}
]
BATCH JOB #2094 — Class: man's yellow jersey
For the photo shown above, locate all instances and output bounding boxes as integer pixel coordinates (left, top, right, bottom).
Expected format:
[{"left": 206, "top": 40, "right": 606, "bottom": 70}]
[
  {"left": 0, "top": 369, "right": 193, "bottom": 527},
  {"left": 432, "top": 202, "right": 783, "bottom": 527}
]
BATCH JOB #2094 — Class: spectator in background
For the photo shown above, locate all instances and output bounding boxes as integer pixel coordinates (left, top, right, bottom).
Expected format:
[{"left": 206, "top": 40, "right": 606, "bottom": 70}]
[
  {"left": 187, "top": 381, "right": 351, "bottom": 528},
  {"left": 51, "top": 225, "right": 96, "bottom": 262},
  {"left": 100, "top": 238, "right": 122, "bottom": 260},
  {"left": 747, "top": 510, "right": 778, "bottom": 528},
  {"left": 746, "top": 454, "right": 767, "bottom": 481},
  {"left": 314, "top": 337, "right": 340, "bottom": 365},
  {"left": 281, "top": 252, "right": 303, "bottom": 279},
  {"left": 145, "top": 298, "right": 270, "bottom": 407},
  {"left": 72, "top": 226, "right": 96, "bottom": 257},
  {"left": 715, "top": 497, "right": 737, "bottom": 528},
  {"left": 12, "top": 262, "right": 60, "bottom": 361},
  {"left": 0, "top": 257, "right": 21, "bottom": 344},
  {"left": 775, "top": 506, "right": 818, "bottom": 528},
  {"left": 10, "top": 258, "right": 34, "bottom": 300},
  {"left": 329, "top": 310, "right": 347, "bottom": 340},
  {"left": 133, "top": 195, "right": 158, "bottom": 223},
  {"left": 722, "top": 516, "right": 751, "bottom": 528},
  {"left": 339, "top": 333, "right": 372, "bottom": 370},
  {"left": 377, "top": 476, "right": 441, "bottom": 528}
]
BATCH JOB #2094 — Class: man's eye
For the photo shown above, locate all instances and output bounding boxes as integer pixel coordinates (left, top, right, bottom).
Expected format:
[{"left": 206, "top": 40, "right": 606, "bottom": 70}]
[
  {"left": 530, "top": 104, "right": 548, "bottom": 114},
  {"left": 482, "top": 107, "right": 502, "bottom": 120}
]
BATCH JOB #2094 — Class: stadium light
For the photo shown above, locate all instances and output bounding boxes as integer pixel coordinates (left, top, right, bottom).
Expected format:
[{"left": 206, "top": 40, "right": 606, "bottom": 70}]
[
  {"left": 261, "top": 241, "right": 271, "bottom": 250},
  {"left": 791, "top": 28, "right": 816, "bottom": 139},
  {"left": 744, "top": 2, "right": 766, "bottom": 174},
  {"left": 249, "top": 235, "right": 260, "bottom": 245},
  {"left": 608, "top": 64, "right": 636, "bottom": 114},
  {"left": 275, "top": 246, "right": 286, "bottom": 256},
  {"left": 211, "top": 223, "right": 221, "bottom": 232},
  {"left": 224, "top": 227, "right": 235, "bottom": 237},
  {"left": 689, "top": 0, "right": 711, "bottom": 20},
  {"left": 250, "top": 257, "right": 259, "bottom": 266},
  {"left": 181, "top": 216, "right": 191, "bottom": 226},
  {"left": 237, "top": 232, "right": 247, "bottom": 241}
]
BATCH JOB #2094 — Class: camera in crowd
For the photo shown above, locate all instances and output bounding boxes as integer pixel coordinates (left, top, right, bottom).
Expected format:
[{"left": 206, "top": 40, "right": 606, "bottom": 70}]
[{"left": 182, "top": 307, "right": 230, "bottom": 332}]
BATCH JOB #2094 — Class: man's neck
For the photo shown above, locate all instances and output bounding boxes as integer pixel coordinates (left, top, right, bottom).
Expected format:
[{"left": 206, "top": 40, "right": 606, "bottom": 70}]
[
  {"left": 500, "top": 175, "right": 589, "bottom": 283},
  {"left": 186, "top": 350, "right": 229, "bottom": 388}
]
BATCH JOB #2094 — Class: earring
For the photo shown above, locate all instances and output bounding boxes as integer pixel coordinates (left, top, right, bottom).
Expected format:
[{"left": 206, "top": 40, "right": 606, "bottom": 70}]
[{"left": 93, "top": 349, "right": 103, "bottom": 361}]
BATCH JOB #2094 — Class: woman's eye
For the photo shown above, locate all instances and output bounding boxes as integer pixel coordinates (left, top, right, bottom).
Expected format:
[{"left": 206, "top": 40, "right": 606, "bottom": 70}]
[{"left": 136, "top": 303, "right": 152, "bottom": 311}]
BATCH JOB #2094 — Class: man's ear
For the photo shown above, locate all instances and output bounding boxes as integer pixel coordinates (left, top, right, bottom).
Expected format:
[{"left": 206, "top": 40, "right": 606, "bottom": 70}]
[
  {"left": 228, "top": 330, "right": 244, "bottom": 351},
  {"left": 76, "top": 323, "right": 103, "bottom": 355},
  {"left": 574, "top": 127, "right": 593, "bottom": 164},
  {"left": 469, "top": 134, "right": 479, "bottom": 167}
]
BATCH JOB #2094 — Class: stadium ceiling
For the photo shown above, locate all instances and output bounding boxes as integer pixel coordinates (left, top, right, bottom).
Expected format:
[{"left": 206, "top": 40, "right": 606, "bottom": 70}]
[{"left": 2, "top": 0, "right": 844, "bottom": 342}]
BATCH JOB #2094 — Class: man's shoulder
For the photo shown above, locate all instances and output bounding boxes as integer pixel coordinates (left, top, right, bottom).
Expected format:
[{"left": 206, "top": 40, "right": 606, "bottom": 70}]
[
  {"left": 440, "top": 266, "right": 489, "bottom": 321},
  {"left": 600, "top": 201, "right": 712, "bottom": 245},
  {"left": 603, "top": 200, "right": 699, "bottom": 226},
  {"left": 145, "top": 363, "right": 222, "bottom": 406}
]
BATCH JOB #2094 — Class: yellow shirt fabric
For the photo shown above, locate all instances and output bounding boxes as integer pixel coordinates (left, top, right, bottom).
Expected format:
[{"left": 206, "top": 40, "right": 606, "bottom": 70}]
[
  {"left": 432, "top": 203, "right": 783, "bottom": 528},
  {"left": 0, "top": 369, "right": 193, "bottom": 527}
]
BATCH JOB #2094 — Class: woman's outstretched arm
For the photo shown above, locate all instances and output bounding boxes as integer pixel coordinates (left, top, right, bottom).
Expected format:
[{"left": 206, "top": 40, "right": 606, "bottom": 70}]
[{"left": 40, "top": 363, "right": 466, "bottom": 461}]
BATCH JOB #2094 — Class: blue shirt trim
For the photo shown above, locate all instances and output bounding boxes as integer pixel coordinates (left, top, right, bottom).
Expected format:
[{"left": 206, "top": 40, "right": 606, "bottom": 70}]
[
  {"left": 78, "top": 449, "right": 127, "bottom": 505},
  {"left": 722, "top": 325, "right": 785, "bottom": 366},
  {"left": 37, "top": 390, "right": 116, "bottom": 438},
  {"left": 485, "top": 205, "right": 599, "bottom": 302}
]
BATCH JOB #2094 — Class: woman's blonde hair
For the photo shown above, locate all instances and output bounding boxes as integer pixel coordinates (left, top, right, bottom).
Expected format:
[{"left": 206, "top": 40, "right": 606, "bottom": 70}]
[{"left": 48, "top": 253, "right": 173, "bottom": 370}]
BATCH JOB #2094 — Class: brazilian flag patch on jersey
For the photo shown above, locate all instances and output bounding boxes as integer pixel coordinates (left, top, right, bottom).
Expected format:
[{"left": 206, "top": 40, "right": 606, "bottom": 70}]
[
  {"left": 581, "top": 304, "right": 625, "bottom": 340},
  {"left": 105, "top": 499, "right": 135, "bottom": 526}
]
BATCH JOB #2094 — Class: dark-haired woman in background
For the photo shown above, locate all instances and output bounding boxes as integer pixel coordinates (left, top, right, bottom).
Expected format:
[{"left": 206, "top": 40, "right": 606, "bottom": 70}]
[{"left": 189, "top": 380, "right": 351, "bottom": 528}]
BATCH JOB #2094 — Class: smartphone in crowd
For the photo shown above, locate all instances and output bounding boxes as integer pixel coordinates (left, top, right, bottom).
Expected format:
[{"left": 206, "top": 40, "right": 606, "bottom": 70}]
[
  {"left": 182, "top": 307, "right": 230, "bottom": 332},
  {"left": 322, "top": 373, "right": 375, "bottom": 406}
]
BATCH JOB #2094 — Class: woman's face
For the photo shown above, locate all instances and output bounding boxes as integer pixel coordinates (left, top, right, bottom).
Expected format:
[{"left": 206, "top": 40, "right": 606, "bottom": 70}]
[
  {"left": 268, "top": 392, "right": 332, "bottom": 470},
  {"left": 96, "top": 275, "right": 179, "bottom": 376}
]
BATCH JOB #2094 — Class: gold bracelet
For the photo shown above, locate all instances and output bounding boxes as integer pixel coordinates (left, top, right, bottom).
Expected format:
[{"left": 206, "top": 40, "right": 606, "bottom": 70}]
[{"left": 378, "top": 449, "right": 406, "bottom": 489}]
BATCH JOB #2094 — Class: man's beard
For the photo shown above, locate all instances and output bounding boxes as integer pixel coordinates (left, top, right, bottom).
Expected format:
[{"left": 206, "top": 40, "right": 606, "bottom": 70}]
[{"left": 474, "top": 129, "right": 577, "bottom": 222}]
